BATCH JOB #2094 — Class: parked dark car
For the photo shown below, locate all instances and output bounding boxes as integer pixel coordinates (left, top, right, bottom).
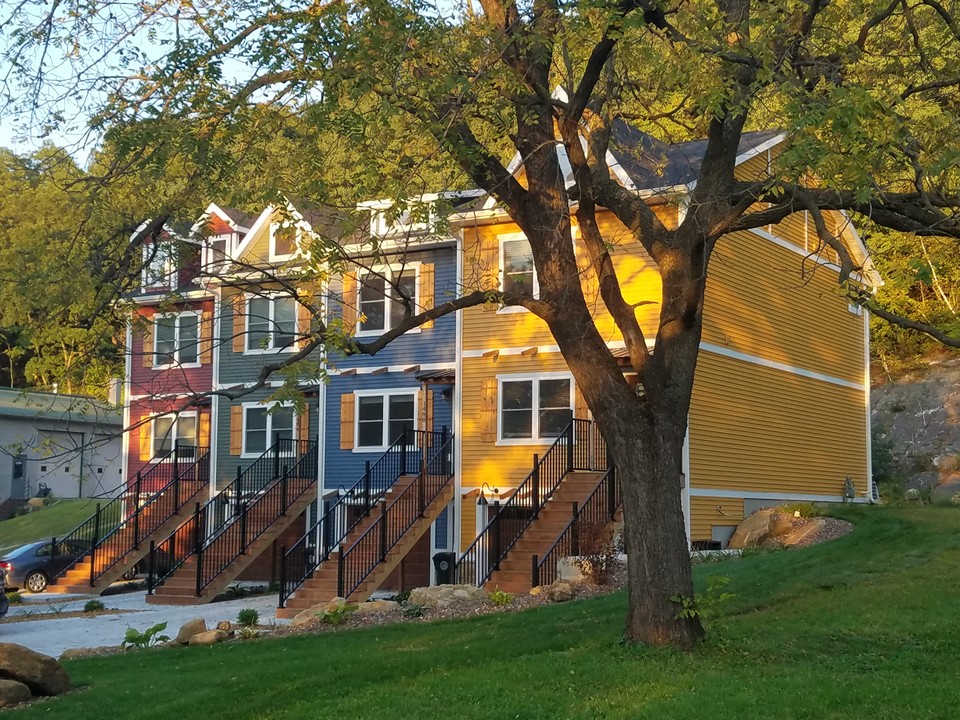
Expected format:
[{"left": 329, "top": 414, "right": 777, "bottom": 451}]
[
  {"left": 0, "top": 568, "right": 8, "bottom": 618},
  {"left": 0, "top": 539, "right": 91, "bottom": 593}
]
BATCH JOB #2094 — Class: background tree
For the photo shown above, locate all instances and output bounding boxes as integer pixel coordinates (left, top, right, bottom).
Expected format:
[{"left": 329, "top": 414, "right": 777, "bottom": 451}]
[{"left": 3, "top": 0, "right": 960, "bottom": 647}]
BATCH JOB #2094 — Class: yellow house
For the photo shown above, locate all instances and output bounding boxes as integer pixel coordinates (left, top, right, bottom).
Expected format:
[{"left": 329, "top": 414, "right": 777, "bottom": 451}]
[{"left": 448, "top": 125, "right": 878, "bottom": 553}]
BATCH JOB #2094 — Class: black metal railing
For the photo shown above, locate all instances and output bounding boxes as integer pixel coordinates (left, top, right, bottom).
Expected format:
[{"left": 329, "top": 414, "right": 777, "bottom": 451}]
[
  {"left": 277, "top": 428, "right": 445, "bottom": 608},
  {"left": 531, "top": 465, "right": 620, "bottom": 587},
  {"left": 453, "top": 419, "right": 607, "bottom": 587},
  {"left": 146, "top": 437, "right": 315, "bottom": 593},
  {"left": 335, "top": 434, "right": 454, "bottom": 599},
  {"left": 52, "top": 444, "right": 207, "bottom": 584},
  {"left": 194, "top": 445, "right": 318, "bottom": 595}
]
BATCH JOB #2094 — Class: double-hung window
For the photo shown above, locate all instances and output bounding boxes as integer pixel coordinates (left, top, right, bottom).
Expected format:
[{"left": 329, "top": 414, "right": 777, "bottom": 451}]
[
  {"left": 500, "top": 236, "right": 537, "bottom": 296},
  {"left": 246, "top": 294, "right": 297, "bottom": 352},
  {"left": 152, "top": 413, "right": 198, "bottom": 460},
  {"left": 243, "top": 405, "right": 296, "bottom": 456},
  {"left": 154, "top": 313, "right": 200, "bottom": 367},
  {"left": 142, "top": 242, "right": 175, "bottom": 290},
  {"left": 355, "top": 391, "right": 417, "bottom": 451},
  {"left": 499, "top": 376, "right": 572, "bottom": 442},
  {"left": 357, "top": 268, "right": 418, "bottom": 335}
]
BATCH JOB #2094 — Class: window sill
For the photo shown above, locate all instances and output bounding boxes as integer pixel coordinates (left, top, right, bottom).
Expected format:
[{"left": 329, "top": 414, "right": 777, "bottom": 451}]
[
  {"left": 495, "top": 438, "right": 557, "bottom": 446},
  {"left": 152, "top": 362, "right": 202, "bottom": 371},
  {"left": 354, "top": 328, "right": 422, "bottom": 338},
  {"left": 496, "top": 306, "right": 529, "bottom": 315},
  {"left": 243, "top": 347, "right": 298, "bottom": 356}
]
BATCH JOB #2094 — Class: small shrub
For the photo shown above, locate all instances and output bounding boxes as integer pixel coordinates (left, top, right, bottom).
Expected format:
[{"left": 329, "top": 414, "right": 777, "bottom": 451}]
[
  {"left": 400, "top": 602, "right": 425, "bottom": 619},
  {"left": 5, "top": 591, "right": 23, "bottom": 604},
  {"left": 316, "top": 600, "right": 357, "bottom": 626},
  {"left": 777, "top": 502, "right": 822, "bottom": 518},
  {"left": 237, "top": 608, "right": 259, "bottom": 628},
  {"left": 671, "top": 575, "right": 736, "bottom": 632},
  {"left": 224, "top": 583, "right": 249, "bottom": 599},
  {"left": 392, "top": 590, "right": 412, "bottom": 603},
  {"left": 49, "top": 604, "right": 68, "bottom": 615},
  {"left": 83, "top": 599, "right": 105, "bottom": 613},
  {"left": 574, "top": 521, "right": 622, "bottom": 586},
  {"left": 122, "top": 622, "right": 170, "bottom": 650},
  {"left": 488, "top": 587, "right": 514, "bottom": 607},
  {"left": 41, "top": 493, "right": 56, "bottom": 506},
  {"left": 237, "top": 626, "right": 260, "bottom": 640}
]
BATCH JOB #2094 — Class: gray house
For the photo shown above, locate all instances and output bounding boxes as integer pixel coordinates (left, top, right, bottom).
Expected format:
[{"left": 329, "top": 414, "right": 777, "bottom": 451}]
[{"left": 0, "top": 389, "right": 123, "bottom": 516}]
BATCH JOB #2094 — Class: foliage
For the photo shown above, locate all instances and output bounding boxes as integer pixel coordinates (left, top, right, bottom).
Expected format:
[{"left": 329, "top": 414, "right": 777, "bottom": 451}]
[
  {"left": 488, "top": 588, "right": 514, "bottom": 607},
  {"left": 121, "top": 622, "right": 170, "bottom": 650},
  {"left": 236, "top": 608, "right": 259, "bottom": 628},
  {"left": 671, "top": 575, "right": 736, "bottom": 633},
  {"left": 399, "top": 602, "right": 425, "bottom": 619},
  {"left": 83, "top": 599, "right": 105, "bottom": 613},
  {"left": 5, "top": 591, "right": 22, "bottom": 604},
  {"left": 316, "top": 601, "right": 357, "bottom": 626},
  {"left": 574, "top": 521, "right": 623, "bottom": 586},
  {"left": 776, "top": 503, "right": 822, "bottom": 519},
  {"left": 236, "top": 626, "right": 260, "bottom": 641}
]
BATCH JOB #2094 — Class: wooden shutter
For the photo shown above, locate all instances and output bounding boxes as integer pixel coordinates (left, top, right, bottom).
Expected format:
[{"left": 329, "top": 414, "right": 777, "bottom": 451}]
[
  {"left": 340, "top": 394, "right": 355, "bottom": 450},
  {"left": 297, "top": 301, "right": 313, "bottom": 349},
  {"left": 142, "top": 318, "right": 154, "bottom": 368},
  {"left": 298, "top": 403, "right": 310, "bottom": 443},
  {"left": 342, "top": 273, "right": 358, "bottom": 334},
  {"left": 138, "top": 418, "right": 152, "bottom": 461},
  {"left": 199, "top": 410, "right": 211, "bottom": 448},
  {"left": 232, "top": 294, "right": 246, "bottom": 353},
  {"left": 480, "top": 378, "right": 497, "bottom": 443},
  {"left": 479, "top": 235, "right": 500, "bottom": 291},
  {"left": 419, "top": 263, "right": 435, "bottom": 329},
  {"left": 229, "top": 405, "right": 243, "bottom": 456},
  {"left": 574, "top": 384, "right": 589, "bottom": 420},
  {"left": 199, "top": 309, "right": 214, "bottom": 364}
]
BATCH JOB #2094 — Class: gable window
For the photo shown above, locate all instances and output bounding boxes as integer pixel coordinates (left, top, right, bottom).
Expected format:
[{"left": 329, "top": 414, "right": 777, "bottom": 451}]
[
  {"left": 500, "top": 237, "right": 537, "bottom": 296},
  {"left": 357, "top": 267, "right": 418, "bottom": 335},
  {"left": 270, "top": 223, "right": 301, "bottom": 260},
  {"left": 246, "top": 294, "right": 297, "bottom": 352},
  {"left": 153, "top": 313, "right": 200, "bottom": 367},
  {"left": 243, "top": 405, "right": 296, "bottom": 456},
  {"left": 204, "top": 232, "right": 237, "bottom": 271},
  {"left": 355, "top": 391, "right": 417, "bottom": 451},
  {"left": 499, "top": 376, "right": 572, "bottom": 442},
  {"left": 142, "top": 242, "right": 175, "bottom": 290},
  {"left": 152, "top": 413, "right": 198, "bottom": 460}
]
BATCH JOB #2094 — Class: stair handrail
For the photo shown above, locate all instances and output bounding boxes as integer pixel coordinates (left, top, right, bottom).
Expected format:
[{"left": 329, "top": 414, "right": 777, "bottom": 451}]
[
  {"left": 453, "top": 418, "right": 603, "bottom": 587},
  {"left": 146, "top": 437, "right": 314, "bottom": 591},
  {"left": 333, "top": 433, "right": 454, "bottom": 601},
  {"left": 52, "top": 443, "right": 204, "bottom": 581},
  {"left": 531, "top": 465, "right": 620, "bottom": 588},
  {"left": 194, "top": 442, "right": 319, "bottom": 596},
  {"left": 277, "top": 427, "right": 444, "bottom": 608}
]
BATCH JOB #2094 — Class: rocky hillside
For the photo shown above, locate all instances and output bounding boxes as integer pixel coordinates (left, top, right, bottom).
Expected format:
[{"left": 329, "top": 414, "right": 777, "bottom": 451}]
[{"left": 871, "top": 355, "right": 960, "bottom": 501}]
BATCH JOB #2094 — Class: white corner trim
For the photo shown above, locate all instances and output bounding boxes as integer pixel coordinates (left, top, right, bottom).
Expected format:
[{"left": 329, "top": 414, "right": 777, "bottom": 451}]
[{"left": 700, "top": 342, "right": 865, "bottom": 391}]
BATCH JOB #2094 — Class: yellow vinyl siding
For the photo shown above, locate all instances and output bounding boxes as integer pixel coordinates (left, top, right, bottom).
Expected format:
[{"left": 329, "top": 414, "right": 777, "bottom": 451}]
[
  {"left": 689, "top": 350, "right": 868, "bottom": 498},
  {"left": 690, "top": 497, "right": 744, "bottom": 542},
  {"left": 702, "top": 229, "right": 865, "bottom": 384}
]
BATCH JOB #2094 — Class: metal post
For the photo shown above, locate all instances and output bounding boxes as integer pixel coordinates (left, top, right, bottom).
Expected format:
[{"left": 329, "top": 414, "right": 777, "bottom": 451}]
[
  {"left": 531, "top": 455, "right": 540, "bottom": 518},
  {"left": 240, "top": 501, "right": 249, "bottom": 554},
  {"left": 418, "top": 467, "right": 425, "bottom": 515},
  {"left": 273, "top": 432, "right": 281, "bottom": 479},
  {"left": 492, "top": 500, "right": 502, "bottom": 571},
  {"left": 146, "top": 540, "right": 156, "bottom": 595},
  {"left": 337, "top": 547, "right": 345, "bottom": 598},
  {"left": 400, "top": 429, "right": 408, "bottom": 475},
  {"left": 278, "top": 545, "right": 287, "bottom": 609},
  {"left": 441, "top": 426, "right": 449, "bottom": 475},
  {"left": 172, "top": 444, "right": 181, "bottom": 510},
  {"left": 571, "top": 502, "right": 580, "bottom": 556},
  {"left": 281, "top": 465, "right": 289, "bottom": 514},
  {"left": 566, "top": 423, "right": 574, "bottom": 472},
  {"left": 195, "top": 544, "right": 203, "bottom": 597},
  {"left": 379, "top": 499, "right": 388, "bottom": 562},
  {"left": 531, "top": 554, "right": 539, "bottom": 588},
  {"left": 607, "top": 467, "right": 617, "bottom": 520},
  {"left": 192, "top": 503, "right": 202, "bottom": 554},
  {"left": 363, "top": 461, "right": 372, "bottom": 515}
]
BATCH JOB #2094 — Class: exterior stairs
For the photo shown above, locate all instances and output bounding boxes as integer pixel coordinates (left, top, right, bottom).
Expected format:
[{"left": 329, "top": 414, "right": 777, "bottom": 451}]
[
  {"left": 276, "top": 475, "right": 453, "bottom": 618},
  {"left": 484, "top": 471, "right": 606, "bottom": 594}
]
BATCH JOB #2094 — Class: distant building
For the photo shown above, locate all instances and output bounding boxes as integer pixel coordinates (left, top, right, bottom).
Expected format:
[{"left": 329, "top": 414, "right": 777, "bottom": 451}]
[{"left": 0, "top": 388, "right": 123, "bottom": 515}]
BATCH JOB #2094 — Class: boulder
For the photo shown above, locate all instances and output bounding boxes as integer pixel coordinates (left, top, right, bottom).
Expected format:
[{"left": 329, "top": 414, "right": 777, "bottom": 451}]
[
  {"left": 408, "top": 584, "right": 487, "bottom": 609},
  {"left": 0, "top": 679, "right": 31, "bottom": 708},
  {"left": 58, "top": 646, "right": 118, "bottom": 662},
  {"left": 188, "top": 630, "right": 227, "bottom": 646},
  {"left": 767, "top": 513, "right": 798, "bottom": 540},
  {"left": 543, "top": 582, "right": 574, "bottom": 603},
  {"left": 727, "top": 509, "right": 775, "bottom": 549},
  {"left": 291, "top": 605, "right": 324, "bottom": 627},
  {"left": 783, "top": 518, "right": 827, "bottom": 547},
  {"left": 0, "top": 643, "right": 71, "bottom": 696},
  {"left": 355, "top": 600, "right": 399, "bottom": 615},
  {"left": 216, "top": 621, "right": 234, "bottom": 636},
  {"left": 174, "top": 618, "right": 207, "bottom": 645},
  {"left": 529, "top": 586, "right": 542, "bottom": 596}
]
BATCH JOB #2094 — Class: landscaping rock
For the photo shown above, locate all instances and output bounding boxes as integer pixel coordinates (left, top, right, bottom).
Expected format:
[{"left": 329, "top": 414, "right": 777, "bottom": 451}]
[
  {"left": 727, "top": 509, "right": 774, "bottom": 549},
  {"left": 355, "top": 600, "right": 399, "bottom": 614},
  {"left": 0, "top": 643, "right": 71, "bottom": 696},
  {"left": 216, "top": 621, "right": 234, "bottom": 636},
  {"left": 175, "top": 618, "right": 207, "bottom": 645},
  {"left": 0, "top": 679, "right": 31, "bottom": 708},
  {"left": 291, "top": 605, "right": 324, "bottom": 627},
  {"left": 783, "top": 518, "right": 827, "bottom": 547},
  {"left": 767, "top": 513, "right": 797, "bottom": 540},
  {"left": 188, "top": 630, "right": 228, "bottom": 646},
  {"left": 58, "top": 646, "right": 119, "bottom": 662},
  {"left": 543, "top": 582, "right": 574, "bottom": 603},
  {"left": 408, "top": 584, "right": 486, "bottom": 609}
]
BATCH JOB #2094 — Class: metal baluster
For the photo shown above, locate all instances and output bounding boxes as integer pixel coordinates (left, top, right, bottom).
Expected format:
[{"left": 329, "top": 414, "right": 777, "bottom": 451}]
[
  {"left": 379, "top": 499, "right": 388, "bottom": 562},
  {"left": 363, "top": 461, "right": 372, "bottom": 515},
  {"left": 147, "top": 540, "right": 156, "bottom": 595},
  {"left": 571, "top": 502, "right": 580, "bottom": 556},
  {"left": 492, "top": 500, "right": 502, "bottom": 572},
  {"left": 531, "top": 455, "right": 540, "bottom": 519},
  {"left": 278, "top": 545, "right": 287, "bottom": 609},
  {"left": 531, "top": 554, "right": 539, "bottom": 589}
]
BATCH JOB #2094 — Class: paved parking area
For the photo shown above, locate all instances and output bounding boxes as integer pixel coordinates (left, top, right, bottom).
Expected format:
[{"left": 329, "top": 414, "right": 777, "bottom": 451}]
[{"left": 1, "top": 590, "right": 288, "bottom": 657}]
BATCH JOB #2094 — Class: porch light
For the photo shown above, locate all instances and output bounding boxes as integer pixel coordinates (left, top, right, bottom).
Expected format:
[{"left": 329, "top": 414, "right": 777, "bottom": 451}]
[{"left": 478, "top": 482, "right": 499, "bottom": 506}]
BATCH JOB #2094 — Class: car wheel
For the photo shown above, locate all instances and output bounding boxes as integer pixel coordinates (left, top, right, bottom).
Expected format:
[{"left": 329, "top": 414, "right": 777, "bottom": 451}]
[{"left": 25, "top": 571, "right": 48, "bottom": 593}]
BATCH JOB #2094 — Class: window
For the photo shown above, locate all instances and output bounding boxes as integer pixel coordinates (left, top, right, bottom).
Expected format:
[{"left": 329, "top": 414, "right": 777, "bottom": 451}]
[
  {"left": 270, "top": 223, "right": 301, "bottom": 260},
  {"left": 355, "top": 392, "right": 417, "bottom": 450},
  {"left": 499, "top": 376, "right": 572, "bottom": 442},
  {"left": 204, "top": 233, "right": 236, "bottom": 271},
  {"left": 152, "top": 413, "right": 198, "bottom": 460},
  {"left": 246, "top": 295, "right": 297, "bottom": 352},
  {"left": 142, "top": 242, "right": 174, "bottom": 289},
  {"left": 357, "top": 268, "right": 418, "bottom": 334},
  {"left": 153, "top": 313, "right": 200, "bottom": 367},
  {"left": 243, "top": 405, "right": 296, "bottom": 456},
  {"left": 501, "top": 237, "right": 536, "bottom": 296}
]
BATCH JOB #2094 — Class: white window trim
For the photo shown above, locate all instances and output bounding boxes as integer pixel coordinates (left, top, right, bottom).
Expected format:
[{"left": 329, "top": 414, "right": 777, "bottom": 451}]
[
  {"left": 241, "top": 401, "right": 298, "bottom": 458},
  {"left": 141, "top": 243, "right": 175, "bottom": 291},
  {"left": 496, "top": 372, "right": 574, "bottom": 446},
  {"left": 243, "top": 292, "right": 299, "bottom": 355},
  {"left": 497, "top": 232, "right": 538, "bottom": 315},
  {"left": 150, "top": 411, "right": 198, "bottom": 462},
  {"left": 354, "top": 263, "right": 422, "bottom": 338},
  {"left": 352, "top": 388, "right": 420, "bottom": 454},
  {"left": 269, "top": 221, "right": 306, "bottom": 262},
  {"left": 152, "top": 311, "right": 203, "bottom": 370},
  {"left": 202, "top": 231, "right": 239, "bottom": 273}
]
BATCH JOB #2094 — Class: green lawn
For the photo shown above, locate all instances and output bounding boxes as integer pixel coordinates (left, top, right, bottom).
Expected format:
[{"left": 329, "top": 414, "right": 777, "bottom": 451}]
[
  {"left": 0, "top": 500, "right": 101, "bottom": 554},
  {"left": 19, "top": 506, "right": 960, "bottom": 719}
]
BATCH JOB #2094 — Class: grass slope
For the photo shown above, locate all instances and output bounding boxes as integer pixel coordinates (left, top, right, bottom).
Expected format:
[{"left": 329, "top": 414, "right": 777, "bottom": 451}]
[
  {"left": 0, "top": 500, "right": 100, "bottom": 554},
  {"left": 17, "top": 506, "right": 960, "bottom": 719}
]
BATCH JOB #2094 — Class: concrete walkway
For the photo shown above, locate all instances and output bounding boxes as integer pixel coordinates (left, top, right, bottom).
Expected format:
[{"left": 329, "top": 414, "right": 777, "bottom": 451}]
[{"left": 1, "top": 590, "right": 288, "bottom": 657}]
